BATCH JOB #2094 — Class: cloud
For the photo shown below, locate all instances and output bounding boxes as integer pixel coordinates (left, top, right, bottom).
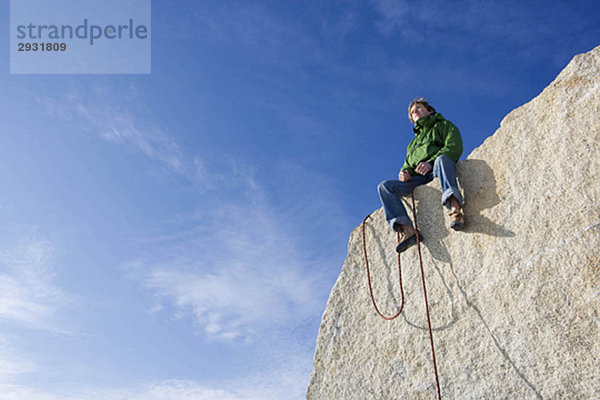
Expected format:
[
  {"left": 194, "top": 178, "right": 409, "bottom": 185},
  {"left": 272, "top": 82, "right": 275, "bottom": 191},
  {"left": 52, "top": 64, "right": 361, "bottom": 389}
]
[
  {"left": 0, "top": 327, "right": 312, "bottom": 400},
  {"left": 370, "top": 0, "right": 409, "bottom": 35},
  {"left": 0, "top": 227, "right": 316, "bottom": 398},
  {"left": 0, "top": 361, "right": 311, "bottom": 400},
  {"left": 0, "top": 236, "right": 69, "bottom": 331},
  {"left": 0, "top": 340, "right": 35, "bottom": 382},
  {"left": 37, "top": 92, "right": 186, "bottom": 174},
  {"left": 369, "top": 0, "right": 588, "bottom": 65},
  {"left": 36, "top": 83, "right": 344, "bottom": 343},
  {"left": 132, "top": 366, "right": 310, "bottom": 400},
  {"left": 0, "top": 230, "right": 316, "bottom": 398},
  {"left": 141, "top": 165, "right": 328, "bottom": 341},
  {"left": 130, "top": 382, "right": 246, "bottom": 400},
  {"left": 145, "top": 258, "right": 320, "bottom": 341},
  {"left": 0, "top": 385, "right": 67, "bottom": 400},
  {"left": 0, "top": 236, "right": 72, "bottom": 396}
]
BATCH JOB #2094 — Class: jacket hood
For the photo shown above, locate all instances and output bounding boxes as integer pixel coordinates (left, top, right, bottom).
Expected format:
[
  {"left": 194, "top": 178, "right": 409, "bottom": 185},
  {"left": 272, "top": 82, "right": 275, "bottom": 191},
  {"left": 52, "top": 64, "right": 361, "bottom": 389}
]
[{"left": 413, "top": 112, "right": 445, "bottom": 134}]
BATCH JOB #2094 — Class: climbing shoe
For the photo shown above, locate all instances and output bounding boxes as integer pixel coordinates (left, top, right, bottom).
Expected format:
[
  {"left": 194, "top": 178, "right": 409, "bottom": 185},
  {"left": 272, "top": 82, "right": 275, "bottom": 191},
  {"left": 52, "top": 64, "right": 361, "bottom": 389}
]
[
  {"left": 395, "top": 232, "right": 423, "bottom": 253},
  {"left": 449, "top": 209, "right": 465, "bottom": 231}
]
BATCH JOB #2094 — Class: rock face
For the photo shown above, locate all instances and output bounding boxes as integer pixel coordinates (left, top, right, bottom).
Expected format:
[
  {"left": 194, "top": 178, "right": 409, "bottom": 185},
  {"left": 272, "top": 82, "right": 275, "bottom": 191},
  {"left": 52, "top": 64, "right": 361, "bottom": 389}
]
[{"left": 307, "top": 45, "right": 600, "bottom": 400}]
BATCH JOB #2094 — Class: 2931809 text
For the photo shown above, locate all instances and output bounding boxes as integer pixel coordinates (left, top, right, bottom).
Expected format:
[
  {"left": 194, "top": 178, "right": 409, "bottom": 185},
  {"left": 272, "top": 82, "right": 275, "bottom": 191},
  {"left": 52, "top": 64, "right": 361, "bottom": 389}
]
[{"left": 18, "top": 42, "right": 67, "bottom": 52}]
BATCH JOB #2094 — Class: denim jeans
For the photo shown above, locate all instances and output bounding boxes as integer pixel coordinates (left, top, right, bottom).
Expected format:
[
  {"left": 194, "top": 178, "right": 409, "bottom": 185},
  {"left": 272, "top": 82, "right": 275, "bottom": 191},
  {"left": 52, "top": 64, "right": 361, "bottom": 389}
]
[{"left": 377, "top": 155, "right": 462, "bottom": 231}]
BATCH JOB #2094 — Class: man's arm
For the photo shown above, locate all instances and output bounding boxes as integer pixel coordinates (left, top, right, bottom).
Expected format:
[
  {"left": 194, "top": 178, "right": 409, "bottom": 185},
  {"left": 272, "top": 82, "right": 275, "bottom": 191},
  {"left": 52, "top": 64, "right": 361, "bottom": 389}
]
[{"left": 430, "top": 121, "right": 463, "bottom": 162}]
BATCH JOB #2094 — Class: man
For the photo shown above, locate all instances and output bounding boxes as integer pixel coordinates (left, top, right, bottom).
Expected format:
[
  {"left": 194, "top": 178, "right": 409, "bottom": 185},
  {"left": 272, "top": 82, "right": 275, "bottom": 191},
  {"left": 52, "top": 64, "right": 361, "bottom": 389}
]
[{"left": 378, "top": 98, "right": 464, "bottom": 253}]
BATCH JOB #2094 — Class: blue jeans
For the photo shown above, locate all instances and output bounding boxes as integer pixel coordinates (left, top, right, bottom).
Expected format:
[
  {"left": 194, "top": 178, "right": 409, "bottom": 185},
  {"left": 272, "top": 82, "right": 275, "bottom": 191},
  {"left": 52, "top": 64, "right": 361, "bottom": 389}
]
[{"left": 377, "top": 155, "right": 462, "bottom": 231}]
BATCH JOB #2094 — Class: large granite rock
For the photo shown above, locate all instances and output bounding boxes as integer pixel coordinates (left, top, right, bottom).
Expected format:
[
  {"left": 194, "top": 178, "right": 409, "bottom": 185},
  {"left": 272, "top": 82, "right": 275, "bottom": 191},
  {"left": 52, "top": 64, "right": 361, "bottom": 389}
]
[{"left": 307, "top": 45, "right": 600, "bottom": 399}]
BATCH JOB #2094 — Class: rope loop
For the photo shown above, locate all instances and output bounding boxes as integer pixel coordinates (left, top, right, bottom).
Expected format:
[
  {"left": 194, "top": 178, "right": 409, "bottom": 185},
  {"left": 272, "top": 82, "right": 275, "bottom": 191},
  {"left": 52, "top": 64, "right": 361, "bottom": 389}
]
[
  {"left": 361, "top": 214, "right": 404, "bottom": 320},
  {"left": 363, "top": 181, "right": 442, "bottom": 399}
]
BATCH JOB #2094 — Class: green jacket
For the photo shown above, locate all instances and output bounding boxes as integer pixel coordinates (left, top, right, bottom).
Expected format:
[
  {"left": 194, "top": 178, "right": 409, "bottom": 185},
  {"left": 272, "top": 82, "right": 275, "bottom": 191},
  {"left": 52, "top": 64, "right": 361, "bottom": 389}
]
[{"left": 401, "top": 113, "right": 463, "bottom": 176}]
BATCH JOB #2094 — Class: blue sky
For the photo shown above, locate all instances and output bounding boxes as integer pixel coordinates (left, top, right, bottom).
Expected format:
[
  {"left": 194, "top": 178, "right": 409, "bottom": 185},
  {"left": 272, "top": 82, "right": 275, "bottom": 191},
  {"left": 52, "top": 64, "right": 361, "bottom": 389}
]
[{"left": 1, "top": 0, "right": 599, "bottom": 399}]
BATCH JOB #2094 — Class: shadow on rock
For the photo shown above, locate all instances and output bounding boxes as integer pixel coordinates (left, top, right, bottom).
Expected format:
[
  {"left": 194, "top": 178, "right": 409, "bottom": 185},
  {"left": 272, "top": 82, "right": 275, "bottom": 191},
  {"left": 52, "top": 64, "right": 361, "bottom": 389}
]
[
  {"left": 410, "top": 185, "right": 453, "bottom": 264},
  {"left": 401, "top": 159, "right": 514, "bottom": 263},
  {"left": 457, "top": 159, "right": 515, "bottom": 237}
]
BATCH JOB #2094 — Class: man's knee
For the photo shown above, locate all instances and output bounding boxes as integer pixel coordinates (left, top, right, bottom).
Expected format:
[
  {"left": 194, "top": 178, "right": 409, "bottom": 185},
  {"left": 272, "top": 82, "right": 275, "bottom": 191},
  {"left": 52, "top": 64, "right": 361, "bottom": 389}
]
[
  {"left": 377, "top": 180, "right": 394, "bottom": 193},
  {"left": 378, "top": 180, "right": 392, "bottom": 194},
  {"left": 434, "top": 154, "right": 452, "bottom": 167},
  {"left": 378, "top": 179, "right": 412, "bottom": 197},
  {"left": 433, "top": 155, "right": 455, "bottom": 173}
]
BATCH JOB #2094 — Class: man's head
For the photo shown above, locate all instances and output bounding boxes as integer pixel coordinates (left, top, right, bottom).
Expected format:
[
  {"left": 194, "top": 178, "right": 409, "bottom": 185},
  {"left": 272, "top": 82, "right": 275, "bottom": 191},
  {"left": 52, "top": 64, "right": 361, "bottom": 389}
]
[{"left": 408, "top": 98, "right": 436, "bottom": 123}]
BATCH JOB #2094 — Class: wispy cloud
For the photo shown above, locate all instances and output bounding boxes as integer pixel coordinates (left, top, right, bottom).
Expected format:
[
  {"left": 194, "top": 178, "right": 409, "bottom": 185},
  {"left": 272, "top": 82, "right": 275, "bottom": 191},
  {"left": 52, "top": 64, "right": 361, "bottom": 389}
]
[
  {"left": 369, "top": 0, "right": 585, "bottom": 65},
  {"left": 130, "top": 368, "right": 310, "bottom": 400},
  {"left": 0, "top": 237, "right": 72, "bottom": 397},
  {"left": 0, "top": 339, "right": 35, "bottom": 382},
  {"left": 0, "top": 236, "right": 69, "bottom": 332},
  {"left": 0, "top": 229, "right": 316, "bottom": 397},
  {"left": 140, "top": 163, "right": 330, "bottom": 341},
  {"left": 36, "top": 83, "right": 343, "bottom": 343},
  {"left": 37, "top": 92, "right": 186, "bottom": 174},
  {"left": 0, "top": 358, "right": 311, "bottom": 400},
  {"left": 145, "top": 256, "right": 321, "bottom": 341},
  {"left": 371, "top": 0, "right": 409, "bottom": 35}
]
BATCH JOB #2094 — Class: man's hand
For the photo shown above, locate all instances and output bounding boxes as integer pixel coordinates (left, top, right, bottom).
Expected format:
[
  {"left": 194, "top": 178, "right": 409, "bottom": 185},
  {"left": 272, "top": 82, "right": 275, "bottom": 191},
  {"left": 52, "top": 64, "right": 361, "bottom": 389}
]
[
  {"left": 414, "top": 161, "right": 432, "bottom": 175},
  {"left": 398, "top": 170, "right": 411, "bottom": 182}
]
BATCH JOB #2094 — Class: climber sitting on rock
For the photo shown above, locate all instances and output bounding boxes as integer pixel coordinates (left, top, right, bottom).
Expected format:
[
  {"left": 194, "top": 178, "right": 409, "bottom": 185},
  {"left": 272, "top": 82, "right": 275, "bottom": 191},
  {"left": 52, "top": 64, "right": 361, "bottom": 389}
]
[{"left": 378, "top": 98, "right": 465, "bottom": 253}]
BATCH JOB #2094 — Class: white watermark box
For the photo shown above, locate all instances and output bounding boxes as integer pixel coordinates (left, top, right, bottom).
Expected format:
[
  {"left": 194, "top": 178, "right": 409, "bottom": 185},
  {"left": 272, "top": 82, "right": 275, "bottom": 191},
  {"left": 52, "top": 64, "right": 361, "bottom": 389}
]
[{"left": 10, "top": 0, "right": 151, "bottom": 74}]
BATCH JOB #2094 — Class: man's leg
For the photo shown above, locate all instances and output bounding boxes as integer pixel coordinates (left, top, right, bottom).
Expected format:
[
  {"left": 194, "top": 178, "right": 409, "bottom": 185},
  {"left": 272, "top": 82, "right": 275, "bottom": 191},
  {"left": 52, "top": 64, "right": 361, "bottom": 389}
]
[
  {"left": 378, "top": 175, "right": 431, "bottom": 252},
  {"left": 377, "top": 174, "right": 431, "bottom": 232},
  {"left": 433, "top": 155, "right": 463, "bottom": 209},
  {"left": 377, "top": 180, "right": 412, "bottom": 232},
  {"left": 433, "top": 155, "right": 465, "bottom": 229}
]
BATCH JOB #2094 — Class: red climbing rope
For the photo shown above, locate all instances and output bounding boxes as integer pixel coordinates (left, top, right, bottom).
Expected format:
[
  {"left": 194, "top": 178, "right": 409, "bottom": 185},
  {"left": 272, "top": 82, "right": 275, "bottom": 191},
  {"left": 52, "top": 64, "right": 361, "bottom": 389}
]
[
  {"left": 408, "top": 183, "right": 442, "bottom": 400},
  {"left": 362, "top": 214, "right": 404, "bottom": 320},
  {"left": 362, "top": 182, "right": 442, "bottom": 399}
]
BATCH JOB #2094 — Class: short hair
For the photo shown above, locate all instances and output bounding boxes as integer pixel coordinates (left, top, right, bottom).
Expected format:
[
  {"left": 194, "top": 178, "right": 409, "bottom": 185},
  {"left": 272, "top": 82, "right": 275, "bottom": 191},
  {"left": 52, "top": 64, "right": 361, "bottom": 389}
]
[{"left": 408, "top": 98, "right": 436, "bottom": 123}]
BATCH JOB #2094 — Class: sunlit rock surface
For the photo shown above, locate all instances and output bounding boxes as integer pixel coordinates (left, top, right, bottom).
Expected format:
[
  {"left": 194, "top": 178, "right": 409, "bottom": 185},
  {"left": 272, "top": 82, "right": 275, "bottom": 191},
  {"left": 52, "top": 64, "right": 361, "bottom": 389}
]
[{"left": 307, "top": 45, "right": 600, "bottom": 399}]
